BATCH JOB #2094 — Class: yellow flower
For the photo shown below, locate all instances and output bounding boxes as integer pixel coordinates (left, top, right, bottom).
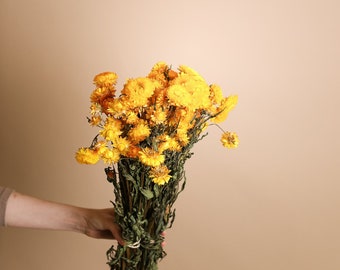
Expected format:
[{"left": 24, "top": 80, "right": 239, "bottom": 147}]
[
  {"left": 88, "top": 115, "right": 102, "bottom": 126},
  {"left": 168, "top": 107, "right": 187, "bottom": 126},
  {"left": 149, "top": 62, "right": 167, "bottom": 75},
  {"left": 150, "top": 165, "right": 171, "bottom": 185},
  {"left": 211, "top": 105, "right": 229, "bottom": 123},
  {"left": 224, "top": 95, "right": 238, "bottom": 112},
  {"left": 121, "top": 77, "right": 156, "bottom": 108},
  {"left": 157, "top": 135, "right": 181, "bottom": 152},
  {"left": 170, "top": 72, "right": 190, "bottom": 86},
  {"left": 209, "top": 84, "right": 224, "bottom": 105},
  {"left": 167, "top": 72, "right": 211, "bottom": 110},
  {"left": 167, "top": 84, "right": 192, "bottom": 107},
  {"left": 138, "top": 147, "right": 165, "bottom": 167},
  {"left": 128, "top": 123, "right": 151, "bottom": 143},
  {"left": 147, "top": 107, "right": 167, "bottom": 125},
  {"left": 151, "top": 88, "right": 167, "bottom": 107},
  {"left": 178, "top": 65, "right": 205, "bottom": 82},
  {"left": 190, "top": 81, "right": 211, "bottom": 109},
  {"left": 211, "top": 95, "right": 238, "bottom": 123},
  {"left": 181, "top": 109, "right": 195, "bottom": 127},
  {"left": 100, "top": 118, "right": 123, "bottom": 141},
  {"left": 148, "top": 61, "right": 168, "bottom": 86},
  {"left": 125, "top": 145, "right": 141, "bottom": 158},
  {"left": 126, "top": 112, "right": 140, "bottom": 125},
  {"left": 90, "top": 87, "right": 112, "bottom": 104},
  {"left": 90, "top": 103, "right": 101, "bottom": 115},
  {"left": 167, "top": 137, "right": 181, "bottom": 151},
  {"left": 156, "top": 134, "right": 170, "bottom": 152},
  {"left": 175, "top": 127, "right": 189, "bottom": 146},
  {"left": 220, "top": 132, "right": 239, "bottom": 149},
  {"left": 100, "top": 97, "right": 116, "bottom": 115},
  {"left": 93, "top": 72, "right": 118, "bottom": 87},
  {"left": 94, "top": 141, "right": 107, "bottom": 155},
  {"left": 113, "top": 136, "right": 131, "bottom": 155},
  {"left": 75, "top": 148, "right": 100, "bottom": 164},
  {"left": 100, "top": 148, "right": 120, "bottom": 164},
  {"left": 107, "top": 98, "right": 129, "bottom": 117},
  {"left": 148, "top": 62, "right": 177, "bottom": 85}
]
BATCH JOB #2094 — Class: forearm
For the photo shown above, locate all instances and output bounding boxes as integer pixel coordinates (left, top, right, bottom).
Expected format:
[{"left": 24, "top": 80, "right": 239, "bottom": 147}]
[
  {"left": 5, "top": 191, "right": 86, "bottom": 233},
  {"left": 4, "top": 191, "right": 125, "bottom": 244}
]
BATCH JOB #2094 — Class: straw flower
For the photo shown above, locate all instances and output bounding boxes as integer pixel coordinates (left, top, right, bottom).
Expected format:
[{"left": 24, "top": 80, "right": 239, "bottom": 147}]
[
  {"left": 150, "top": 165, "right": 171, "bottom": 185},
  {"left": 75, "top": 147, "right": 100, "bottom": 164},
  {"left": 221, "top": 131, "right": 240, "bottom": 149},
  {"left": 138, "top": 147, "right": 165, "bottom": 167}
]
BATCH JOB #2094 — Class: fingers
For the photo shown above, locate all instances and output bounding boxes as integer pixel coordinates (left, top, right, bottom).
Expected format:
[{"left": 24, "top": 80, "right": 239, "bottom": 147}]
[
  {"left": 110, "top": 225, "right": 125, "bottom": 245},
  {"left": 161, "top": 231, "right": 166, "bottom": 247}
]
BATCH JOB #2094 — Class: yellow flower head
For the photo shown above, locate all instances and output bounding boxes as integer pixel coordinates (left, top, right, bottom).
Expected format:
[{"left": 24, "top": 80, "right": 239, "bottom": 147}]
[
  {"left": 156, "top": 134, "right": 170, "bottom": 153},
  {"left": 187, "top": 80, "right": 211, "bottom": 110},
  {"left": 121, "top": 77, "right": 156, "bottom": 108},
  {"left": 167, "top": 137, "right": 181, "bottom": 151},
  {"left": 100, "top": 118, "right": 123, "bottom": 141},
  {"left": 167, "top": 84, "right": 192, "bottom": 108},
  {"left": 93, "top": 72, "right": 118, "bottom": 88},
  {"left": 126, "top": 112, "right": 140, "bottom": 125},
  {"left": 209, "top": 84, "right": 224, "bottom": 105},
  {"left": 148, "top": 62, "right": 178, "bottom": 84},
  {"left": 211, "top": 105, "right": 229, "bottom": 124},
  {"left": 100, "top": 98, "right": 116, "bottom": 115},
  {"left": 94, "top": 141, "right": 107, "bottom": 155},
  {"left": 157, "top": 135, "right": 181, "bottom": 152},
  {"left": 175, "top": 127, "right": 189, "bottom": 146},
  {"left": 150, "top": 165, "right": 171, "bottom": 185},
  {"left": 167, "top": 107, "right": 185, "bottom": 125},
  {"left": 125, "top": 145, "right": 141, "bottom": 158},
  {"left": 90, "top": 87, "right": 112, "bottom": 104},
  {"left": 100, "top": 148, "right": 120, "bottom": 164},
  {"left": 167, "top": 72, "right": 211, "bottom": 110},
  {"left": 90, "top": 103, "right": 101, "bottom": 115},
  {"left": 220, "top": 132, "right": 239, "bottom": 149},
  {"left": 149, "top": 62, "right": 167, "bottom": 74},
  {"left": 138, "top": 147, "right": 165, "bottom": 167},
  {"left": 107, "top": 98, "right": 128, "bottom": 116},
  {"left": 178, "top": 65, "right": 205, "bottom": 82},
  {"left": 128, "top": 123, "right": 151, "bottom": 143},
  {"left": 88, "top": 115, "right": 102, "bottom": 126},
  {"left": 113, "top": 136, "right": 131, "bottom": 155},
  {"left": 150, "top": 87, "right": 167, "bottom": 107},
  {"left": 211, "top": 95, "right": 238, "bottom": 123},
  {"left": 148, "top": 62, "right": 168, "bottom": 86},
  {"left": 224, "top": 95, "right": 238, "bottom": 112},
  {"left": 147, "top": 107, "right": 168, "bottom": 125},
  {"left": 75, "top": 148, "right": 100, "bottom": 164}
]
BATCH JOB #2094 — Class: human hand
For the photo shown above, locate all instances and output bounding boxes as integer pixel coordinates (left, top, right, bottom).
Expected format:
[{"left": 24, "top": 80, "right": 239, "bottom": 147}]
[{"left": 81, "top": 208, "right": 125, "bottom": 245}]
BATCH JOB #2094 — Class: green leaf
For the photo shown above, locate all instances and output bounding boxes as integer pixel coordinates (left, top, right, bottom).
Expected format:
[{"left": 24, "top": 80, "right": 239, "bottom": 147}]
[
  {"left": 121, "top": 168, "right": 136, "bottom": 184},
  {"left": 153, "top": 184, "right": 160, "bottom": 198},
  {"left": 140, "top": 188, "right": 154, "bottom": 199}
]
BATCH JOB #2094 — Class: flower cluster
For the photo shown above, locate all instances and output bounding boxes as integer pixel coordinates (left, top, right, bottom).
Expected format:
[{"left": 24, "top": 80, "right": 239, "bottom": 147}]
[{"left": 75, "top": 62, "right": 239, "bottom": 185}]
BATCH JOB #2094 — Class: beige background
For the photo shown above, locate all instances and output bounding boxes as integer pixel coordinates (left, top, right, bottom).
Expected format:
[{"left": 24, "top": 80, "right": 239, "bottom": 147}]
[{"left": 1, "top": 0, "right": 339, "bottom": 269}]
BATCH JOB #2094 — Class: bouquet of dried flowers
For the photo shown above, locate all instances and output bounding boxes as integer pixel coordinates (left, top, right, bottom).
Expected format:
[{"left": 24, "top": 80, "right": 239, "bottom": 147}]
[{"left": 75, "top": 62, "right": 239, "bottom": 269}]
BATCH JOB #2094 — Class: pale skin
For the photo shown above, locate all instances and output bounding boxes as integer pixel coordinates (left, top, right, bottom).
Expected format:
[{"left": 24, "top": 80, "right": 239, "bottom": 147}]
[{"left": 4, "top": 191, "right": 125, "bottom": 245}]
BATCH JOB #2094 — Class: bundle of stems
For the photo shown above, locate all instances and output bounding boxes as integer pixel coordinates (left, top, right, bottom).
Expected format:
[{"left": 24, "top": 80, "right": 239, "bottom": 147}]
[{"left": 105, "top": 117, "right": 207, "bottom": 269}]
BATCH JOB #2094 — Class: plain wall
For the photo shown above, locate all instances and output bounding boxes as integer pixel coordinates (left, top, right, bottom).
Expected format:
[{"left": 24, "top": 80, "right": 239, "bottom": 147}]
[{"left": 1, "top": 0, "right": 340, "bottom": 269}]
